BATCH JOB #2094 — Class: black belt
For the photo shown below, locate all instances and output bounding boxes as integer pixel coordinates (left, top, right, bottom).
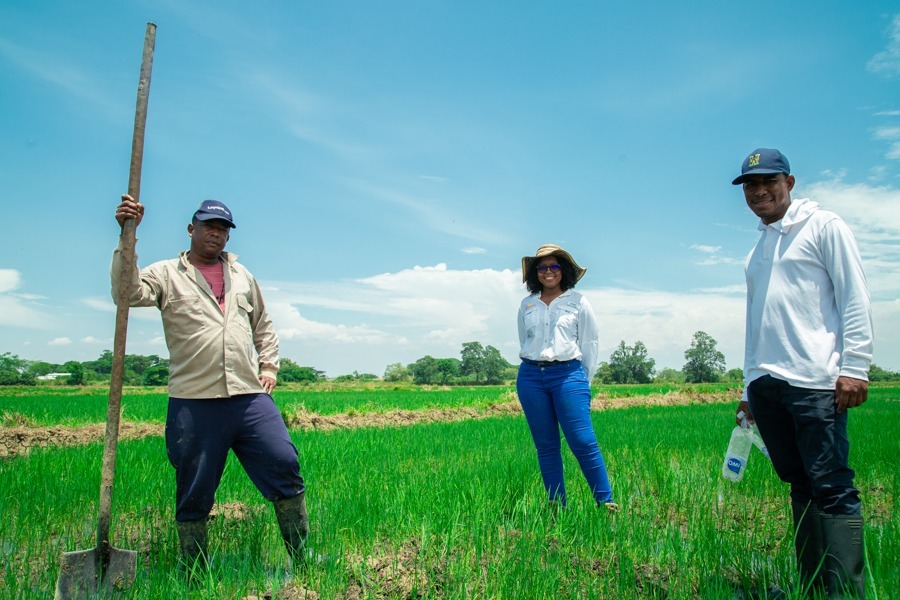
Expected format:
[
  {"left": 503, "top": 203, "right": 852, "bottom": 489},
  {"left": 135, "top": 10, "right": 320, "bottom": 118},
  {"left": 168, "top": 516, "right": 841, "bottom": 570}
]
[{"left": 521, "top": 358, "right": 576, "bottom": 367}]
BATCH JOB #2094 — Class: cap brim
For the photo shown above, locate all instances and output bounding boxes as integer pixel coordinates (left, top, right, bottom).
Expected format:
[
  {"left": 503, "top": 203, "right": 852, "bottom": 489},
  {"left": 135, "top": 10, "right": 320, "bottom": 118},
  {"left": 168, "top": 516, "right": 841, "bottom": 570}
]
[
  {"left": 194, "top": 213, "right": 236, "bottom": 228},
  {"left": 731, "top": 168, "right": 787, "bottom": 185}
]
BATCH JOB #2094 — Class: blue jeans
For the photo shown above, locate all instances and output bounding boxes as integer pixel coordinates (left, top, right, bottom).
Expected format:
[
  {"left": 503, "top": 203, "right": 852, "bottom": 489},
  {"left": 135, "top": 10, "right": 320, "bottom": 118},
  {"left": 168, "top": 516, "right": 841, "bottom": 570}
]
[
  {"left": 516, "top": 360, "right": 613, "bottom": 505},
  {"left": 748, "top": 375, "right": 860, "bottom": 515},
  {"left": 166, "top": 393, "right": 305, "bottom": 522}
]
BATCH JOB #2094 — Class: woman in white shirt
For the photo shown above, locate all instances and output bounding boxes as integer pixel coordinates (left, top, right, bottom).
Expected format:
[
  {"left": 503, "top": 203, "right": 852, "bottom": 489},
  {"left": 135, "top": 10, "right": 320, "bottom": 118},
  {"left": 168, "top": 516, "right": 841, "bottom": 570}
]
[{"left": 517, "top": 244, "right": 616, "bottom": 510}]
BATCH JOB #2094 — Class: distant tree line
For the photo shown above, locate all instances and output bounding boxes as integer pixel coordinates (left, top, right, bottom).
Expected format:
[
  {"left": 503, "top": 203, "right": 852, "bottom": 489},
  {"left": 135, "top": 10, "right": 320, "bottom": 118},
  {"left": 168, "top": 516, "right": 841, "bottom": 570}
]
[
  {"left": 595, "top": 331, "right": 730, "bottom": 384},
  {"left": 385, "top": 341, "right": 517, "bottom": 385},
  {"left": 0, "top": 351, "right": 326, "bottom": 387},
  {"left": 278, "top": 359, "right": 326, "bottom": 383},
  {"left": 0, "top": 350, "right": 170, "bottom": 386},
  {"left": 593, "top": 330, "right": 900, "bottom": 385},
  {"left": 4, "top": 331, "right": 900, "bottom": 387}
]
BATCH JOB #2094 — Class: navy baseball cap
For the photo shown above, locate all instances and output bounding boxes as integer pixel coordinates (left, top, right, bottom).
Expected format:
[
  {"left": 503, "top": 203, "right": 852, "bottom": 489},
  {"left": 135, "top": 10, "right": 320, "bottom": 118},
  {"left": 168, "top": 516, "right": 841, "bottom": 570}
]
[
  {"left": 731, "top": 148, "right": 791, "bottom": 185},
  {"left": 193, "top": 199, "right": 236, "bottom": 228}
]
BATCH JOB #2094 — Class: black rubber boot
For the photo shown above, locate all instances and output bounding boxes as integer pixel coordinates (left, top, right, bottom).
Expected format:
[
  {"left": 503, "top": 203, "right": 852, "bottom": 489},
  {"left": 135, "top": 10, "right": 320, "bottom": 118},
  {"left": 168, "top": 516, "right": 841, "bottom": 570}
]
[
  {"left": 273, "top": 493, "right": 311, "bottom": 565},
  {"left": 821, "top": 513, "right": 865, "bottom": 599},
  {"left": 176, "top": 517, "right": 209, "bottom": 574},
  {"left": 792, "top": 501, "right": 826, "bottom": 595}
]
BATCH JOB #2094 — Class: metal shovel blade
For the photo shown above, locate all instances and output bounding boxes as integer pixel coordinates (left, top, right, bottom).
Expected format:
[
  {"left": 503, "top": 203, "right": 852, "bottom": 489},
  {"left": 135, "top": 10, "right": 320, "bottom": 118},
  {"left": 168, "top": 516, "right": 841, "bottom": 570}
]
[{"left": 54, "top": 547, "right": 137, "bottom": 600}]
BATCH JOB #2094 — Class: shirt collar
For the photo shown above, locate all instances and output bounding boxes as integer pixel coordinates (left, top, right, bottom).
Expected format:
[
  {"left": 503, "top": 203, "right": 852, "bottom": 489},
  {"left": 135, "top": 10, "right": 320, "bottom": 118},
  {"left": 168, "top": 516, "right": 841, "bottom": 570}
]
[{"left": 532, "top": 289, "right": 574, "bottom": 301}]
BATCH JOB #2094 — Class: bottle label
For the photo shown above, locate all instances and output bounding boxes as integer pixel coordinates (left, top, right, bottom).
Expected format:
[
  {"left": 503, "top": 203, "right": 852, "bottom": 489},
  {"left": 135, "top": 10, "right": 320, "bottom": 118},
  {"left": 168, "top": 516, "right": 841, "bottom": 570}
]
[{"left": 726, "top": 457, "right": 743, "bottom": 475}]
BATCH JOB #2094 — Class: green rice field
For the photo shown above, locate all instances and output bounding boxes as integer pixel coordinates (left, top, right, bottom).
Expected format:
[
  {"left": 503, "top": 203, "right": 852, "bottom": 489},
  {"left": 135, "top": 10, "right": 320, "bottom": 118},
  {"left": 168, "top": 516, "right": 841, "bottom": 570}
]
[{"left": 0, "top": 384, "right": 897, "bottom": 598}]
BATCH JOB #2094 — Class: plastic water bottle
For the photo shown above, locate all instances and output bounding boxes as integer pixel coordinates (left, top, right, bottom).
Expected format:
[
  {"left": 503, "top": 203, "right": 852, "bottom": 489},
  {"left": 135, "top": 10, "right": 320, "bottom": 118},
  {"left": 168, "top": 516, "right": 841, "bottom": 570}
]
[
  {"left": 749, "top": 424, "right": 770, "bottom": 460},
  {"left": 722, "top": 412, "right": 754, "bottom": 482}
]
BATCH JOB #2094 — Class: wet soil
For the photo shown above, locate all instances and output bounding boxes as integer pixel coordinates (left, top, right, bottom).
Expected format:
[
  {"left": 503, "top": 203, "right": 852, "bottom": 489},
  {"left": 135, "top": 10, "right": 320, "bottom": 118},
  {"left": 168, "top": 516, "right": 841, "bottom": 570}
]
[
  {"left": 242, "top": 537, "right": 442, "bottom": 600},
  {"left": 0, "top": 422, "right": 162, "bottom": 459}
]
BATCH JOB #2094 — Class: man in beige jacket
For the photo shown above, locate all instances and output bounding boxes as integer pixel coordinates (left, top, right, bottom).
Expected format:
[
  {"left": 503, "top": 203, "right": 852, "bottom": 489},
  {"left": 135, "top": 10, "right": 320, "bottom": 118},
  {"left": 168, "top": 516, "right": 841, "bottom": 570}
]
[{"left": 113, "top": 195, "right": 311, "bottom": 573}]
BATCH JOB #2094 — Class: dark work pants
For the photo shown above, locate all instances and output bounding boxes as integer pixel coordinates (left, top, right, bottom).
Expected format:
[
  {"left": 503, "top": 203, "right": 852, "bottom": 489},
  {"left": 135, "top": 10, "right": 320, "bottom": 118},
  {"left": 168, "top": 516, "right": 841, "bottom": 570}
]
[
  {"left": 166, "top": 393, "right": 305, "bottom": 522},
  {"left": 747, "top": 375, "right": 860, "bottom": 515}
]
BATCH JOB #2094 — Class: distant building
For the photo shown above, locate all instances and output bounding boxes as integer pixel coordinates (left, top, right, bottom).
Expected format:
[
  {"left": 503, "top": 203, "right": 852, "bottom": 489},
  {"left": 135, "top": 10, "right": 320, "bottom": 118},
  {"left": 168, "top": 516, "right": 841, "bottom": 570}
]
[{"left": 36, "top": 373, "right": 71, "bottom": 381}]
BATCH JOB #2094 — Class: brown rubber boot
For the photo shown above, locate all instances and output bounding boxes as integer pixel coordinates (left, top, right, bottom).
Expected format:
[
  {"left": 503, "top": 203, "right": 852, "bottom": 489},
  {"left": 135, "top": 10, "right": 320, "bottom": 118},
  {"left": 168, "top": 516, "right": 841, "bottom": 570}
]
[
  {"left": 176, "top": 517, "right": 208, "bottom": 572},
  {"left": 821, "top": 514, "right": 866, "bottom": 599},
  {"left": 273, "top": 493, "right": 311, "bottom": 564},
  {"left": 792, "top": 501, "right": 826, "bottom": 594}
]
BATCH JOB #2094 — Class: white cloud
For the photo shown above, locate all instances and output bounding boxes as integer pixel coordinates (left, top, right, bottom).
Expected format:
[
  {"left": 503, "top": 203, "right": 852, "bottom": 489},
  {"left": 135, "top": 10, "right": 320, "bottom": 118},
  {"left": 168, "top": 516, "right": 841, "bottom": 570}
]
[
  {"left": 0, "top": 296, "right": 52, "bottom": 329},
  {"left": 264, "top": 265, "right": 522, "bottom": 374},
  {"left": 272, "top": 303, "right": 399, "bottom": 345},
  {"left": 872, "top": 298, "right": 900, "bottom": 369},
  {"left": 48, "top": 337, "right": 72, "bottom": 346},
  {"left": 585, "top": 287, "right": 746, "bottom": 370},
  {"left": 887, "top": 143, "right": 900, "bottom": 161},
  {"left": 83, "top": 297, "right": 115, "bottom": 312},
  {"left": 0, "top": 269, "right": 54, "bottom": 329},
  {"left": 0, "top": 269, "right": 22, "bottom": 293},
  {"left": 800, "top": 180, "right": 900, "bottom": 299},
  {"left": 419, "top": 175, "right": 449, "bottom": 183},
  {"left": 82, "top": 296, "right": 162, "bottom": 321},
  {"left": 696, "top": 285, "right": 746, "bottom": 295},
  {"left": 82, "top": 336, "right": 111, "bottom": 344},
  {"left": 873, "top": 126, "right": 900, "bottom": 161},
  {"left": 462, "top": 247, "right": 487, "bottom": 254},
  {"left": 265, "top": 264, "right": 748, "bottom": 375},
  {"left": 874, "top": 126, "right": 900, "bottom": 140},
  {"left": 689, "top": 244, "right": 743, "bottom": 266},
  {"left": 7, "top": 180, "right": 898, "bottom": 376},
  {"left": 867, "top": 14, "right": 900, "bottom": 78},
  {"left": 868, "top": 165, "right": 889, "bottom": 182},
  {"left": 261, "top": 179, "right": 900, "bottom": 376}
]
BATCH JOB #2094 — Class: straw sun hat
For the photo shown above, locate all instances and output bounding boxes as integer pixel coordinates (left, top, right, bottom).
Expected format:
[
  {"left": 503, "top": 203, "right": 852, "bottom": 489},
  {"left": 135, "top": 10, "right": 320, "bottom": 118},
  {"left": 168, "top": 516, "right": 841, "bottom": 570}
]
[{"left": 521, "top": 244, "right": 587, "bottom": 283}]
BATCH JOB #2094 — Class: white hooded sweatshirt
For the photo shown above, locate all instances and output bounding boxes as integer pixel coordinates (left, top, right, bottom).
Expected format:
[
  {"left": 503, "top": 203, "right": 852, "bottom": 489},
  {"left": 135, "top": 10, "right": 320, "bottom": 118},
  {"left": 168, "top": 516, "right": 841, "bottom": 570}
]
[{"left": 742, "top": 198, "right": 873, "bottom": 398}]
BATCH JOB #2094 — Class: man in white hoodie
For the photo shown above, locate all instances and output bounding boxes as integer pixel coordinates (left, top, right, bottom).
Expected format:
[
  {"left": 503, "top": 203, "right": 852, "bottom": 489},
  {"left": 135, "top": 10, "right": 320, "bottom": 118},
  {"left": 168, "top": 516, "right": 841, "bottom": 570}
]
[{"left": 732, "top": 148, "right": 872, "bottom": 599}]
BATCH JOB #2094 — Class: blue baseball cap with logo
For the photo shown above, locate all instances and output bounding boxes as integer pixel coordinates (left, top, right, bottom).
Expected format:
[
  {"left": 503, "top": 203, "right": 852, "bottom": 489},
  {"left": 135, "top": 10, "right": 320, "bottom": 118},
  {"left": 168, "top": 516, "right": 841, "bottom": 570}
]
[
  {"left": 732, "top": 148, "right": 791, "bottom": 185},
  {"left": 193, "top": 199, "right": 236, "bottom": 228}
]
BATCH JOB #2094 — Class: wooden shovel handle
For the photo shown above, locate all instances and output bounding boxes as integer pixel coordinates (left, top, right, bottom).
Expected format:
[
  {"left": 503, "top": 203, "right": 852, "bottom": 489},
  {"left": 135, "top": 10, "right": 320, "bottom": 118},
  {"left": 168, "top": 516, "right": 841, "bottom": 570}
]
[{"left": 98, "top": 22, "right": 156, "bottom": 559}]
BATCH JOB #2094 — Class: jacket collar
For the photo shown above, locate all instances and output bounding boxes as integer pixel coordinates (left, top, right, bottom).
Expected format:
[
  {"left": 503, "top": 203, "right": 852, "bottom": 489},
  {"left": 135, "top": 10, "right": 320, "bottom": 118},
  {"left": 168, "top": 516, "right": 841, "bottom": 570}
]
[{"left": 178, "top": 250, "right": 238, "bottom": 269}]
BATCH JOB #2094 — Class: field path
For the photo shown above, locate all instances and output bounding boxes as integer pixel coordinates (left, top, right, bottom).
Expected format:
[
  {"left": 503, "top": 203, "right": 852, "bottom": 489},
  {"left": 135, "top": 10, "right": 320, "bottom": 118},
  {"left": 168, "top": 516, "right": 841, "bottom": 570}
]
[{"left": 0, "top": 391, "right": 737, "bottom": 459}]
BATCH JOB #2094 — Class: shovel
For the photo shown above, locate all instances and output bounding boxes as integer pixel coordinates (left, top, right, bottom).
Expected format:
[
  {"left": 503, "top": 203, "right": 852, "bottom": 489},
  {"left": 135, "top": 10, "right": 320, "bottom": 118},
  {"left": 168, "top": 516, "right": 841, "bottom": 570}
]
[{"left": 55, "top": 22, "right": 156, "bottom": 599}]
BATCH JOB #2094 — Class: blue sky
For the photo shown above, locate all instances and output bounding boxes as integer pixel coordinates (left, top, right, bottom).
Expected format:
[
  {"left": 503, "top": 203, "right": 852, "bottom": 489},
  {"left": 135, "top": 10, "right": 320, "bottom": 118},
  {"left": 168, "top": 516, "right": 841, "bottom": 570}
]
[{"left": 2, "top": 2, "right": 899, "bottom": 377}]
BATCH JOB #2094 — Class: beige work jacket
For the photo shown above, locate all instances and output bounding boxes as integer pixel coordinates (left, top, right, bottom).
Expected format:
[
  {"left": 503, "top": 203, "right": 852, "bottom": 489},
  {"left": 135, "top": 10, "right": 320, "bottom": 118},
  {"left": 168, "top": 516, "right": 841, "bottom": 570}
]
[{"left": 111, "top": 238, "right": 279, "bottom": 399}]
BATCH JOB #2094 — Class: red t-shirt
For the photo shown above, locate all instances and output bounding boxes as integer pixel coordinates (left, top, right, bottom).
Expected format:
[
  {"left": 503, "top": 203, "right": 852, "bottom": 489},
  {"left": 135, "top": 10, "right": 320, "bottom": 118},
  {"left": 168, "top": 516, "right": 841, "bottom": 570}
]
[{"left": 195, "top": 262, "right": 225, "bottom": 312}]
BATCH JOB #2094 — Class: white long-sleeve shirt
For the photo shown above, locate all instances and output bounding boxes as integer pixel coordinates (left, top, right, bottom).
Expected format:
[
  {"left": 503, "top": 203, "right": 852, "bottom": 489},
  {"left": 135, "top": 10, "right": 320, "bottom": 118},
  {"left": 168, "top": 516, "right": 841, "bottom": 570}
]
[
  {"left": 742, "top": 198, "right": 873, "bottom": 400},
  {"left": 517, "top": 290, "right": 601, "bottom": 381}
]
